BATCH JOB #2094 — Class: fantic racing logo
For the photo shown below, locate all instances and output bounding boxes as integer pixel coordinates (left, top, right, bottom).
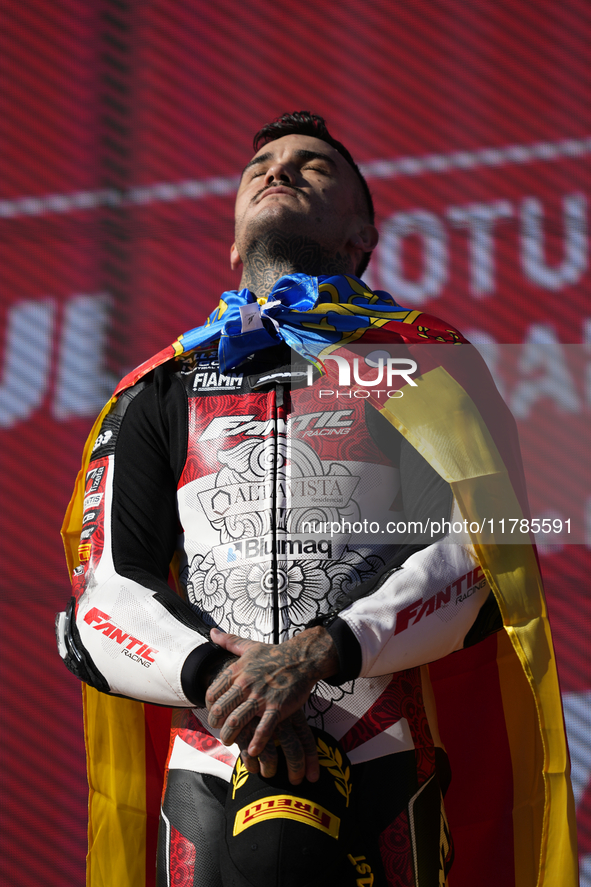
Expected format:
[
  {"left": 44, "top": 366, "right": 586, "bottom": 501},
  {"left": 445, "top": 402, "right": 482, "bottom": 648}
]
[
  {"left": 83, "top": 607, "right": 159, "bottom": 666},
  {"left": 200, "top": 410, "right": 354, "bottom": 441},
  {"left": 395, "top": 566, "right": 487, "bottom": 634},
  {"left": 307, "top": 351, "right": 418, "bottom": 401}
]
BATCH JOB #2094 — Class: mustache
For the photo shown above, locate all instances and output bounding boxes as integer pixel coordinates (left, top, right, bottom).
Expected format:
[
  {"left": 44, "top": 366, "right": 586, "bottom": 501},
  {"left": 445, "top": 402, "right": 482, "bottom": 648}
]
[{"left": 254, "top": 182, "right": 304, "bottom": 202}]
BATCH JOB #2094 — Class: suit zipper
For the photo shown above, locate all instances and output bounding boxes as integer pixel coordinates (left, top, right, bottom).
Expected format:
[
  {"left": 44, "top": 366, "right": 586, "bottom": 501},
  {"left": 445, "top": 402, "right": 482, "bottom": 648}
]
[{"left": 271, "top": 383, "right": 284, "bottom": 644}]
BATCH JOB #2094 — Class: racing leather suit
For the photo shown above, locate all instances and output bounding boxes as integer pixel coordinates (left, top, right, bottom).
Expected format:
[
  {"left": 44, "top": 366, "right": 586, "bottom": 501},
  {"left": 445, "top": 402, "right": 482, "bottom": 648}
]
[{"left": 57, "top": 339, "right": 499, "bottom": 885}]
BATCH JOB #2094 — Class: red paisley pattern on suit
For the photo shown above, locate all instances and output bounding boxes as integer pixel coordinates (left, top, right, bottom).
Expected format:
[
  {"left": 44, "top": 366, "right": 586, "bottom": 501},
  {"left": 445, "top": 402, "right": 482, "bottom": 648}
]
[
  {"left": 171, "top": 709, "right": 236, "bottom": 768},
  {"left": 169, "top": 825, "right": 196, "bottom": 887},
  {"left": 379, "top": 809, "right": 415, "bottom": 886},
  {"left": 339, "top": 667, "right": 433, "bottom": 754}
]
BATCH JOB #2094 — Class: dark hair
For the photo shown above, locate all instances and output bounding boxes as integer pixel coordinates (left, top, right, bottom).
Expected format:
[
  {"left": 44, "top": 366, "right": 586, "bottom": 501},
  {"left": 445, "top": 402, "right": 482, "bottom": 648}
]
[{"left": 253, "top": 112, "right": 375, "bottom": 276}]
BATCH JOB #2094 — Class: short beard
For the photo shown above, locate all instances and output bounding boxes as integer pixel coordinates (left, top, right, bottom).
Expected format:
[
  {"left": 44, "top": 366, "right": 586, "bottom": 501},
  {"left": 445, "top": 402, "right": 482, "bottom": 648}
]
[{"left": 239, "top": 231, "right": 352, "bottom": 299}]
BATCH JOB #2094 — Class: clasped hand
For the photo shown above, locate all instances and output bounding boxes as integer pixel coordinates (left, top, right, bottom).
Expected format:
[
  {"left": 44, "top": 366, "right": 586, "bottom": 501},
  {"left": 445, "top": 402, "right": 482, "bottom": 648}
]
[{"left": 205, "top": 625, "right": 338, "bottom": 785}]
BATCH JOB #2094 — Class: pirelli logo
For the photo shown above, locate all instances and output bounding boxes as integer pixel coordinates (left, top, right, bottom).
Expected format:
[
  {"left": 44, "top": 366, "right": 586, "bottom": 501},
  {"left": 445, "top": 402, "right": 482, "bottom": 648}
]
[{"left": 233, "top": 795, "right": 340, "bottom": 839}]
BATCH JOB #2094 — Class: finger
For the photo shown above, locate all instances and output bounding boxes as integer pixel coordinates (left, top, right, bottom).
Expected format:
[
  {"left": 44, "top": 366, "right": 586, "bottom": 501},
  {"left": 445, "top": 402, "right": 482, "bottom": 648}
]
[
  {"left": 205, "top": 665, "right": 236, "bottom": 709},
  {"left": 275, "top": 720, "right": 306, "bottom": 785},
  {"left": 236, "top": 726, "right": 260, "bottom": 775},
  {"left": 219, "top": 697, "right": 261, "bottom": 745},
  {"left": 258, "top": 738, "right": 279, "bottom": 779},
  {"left": 290, "top": 709, "right": 319, "bottom": 783},
  {"left": 210, "top": 629, "right": 256, "bottom": 657},
  {"left": 240, "top": 750, "right": 259, "bottom": 773},
  {"left": 207, "top": 684, "right": 246, "bottom": 729},
  {"left": 247, "top": 708, "right": 280, "bottom": 757}
]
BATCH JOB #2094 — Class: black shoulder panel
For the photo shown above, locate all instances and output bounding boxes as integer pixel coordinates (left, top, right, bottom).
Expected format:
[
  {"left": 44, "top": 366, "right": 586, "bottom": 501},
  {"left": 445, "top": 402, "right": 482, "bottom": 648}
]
[{"left": 89, "top": 378, "right": 150, "bottom": 462}]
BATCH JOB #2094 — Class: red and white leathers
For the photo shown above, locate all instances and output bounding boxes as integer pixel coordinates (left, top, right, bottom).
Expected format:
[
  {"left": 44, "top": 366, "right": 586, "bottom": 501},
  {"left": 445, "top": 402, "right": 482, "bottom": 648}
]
[{"left": 57, "top": 340, "right": 494, "bottom": 781}]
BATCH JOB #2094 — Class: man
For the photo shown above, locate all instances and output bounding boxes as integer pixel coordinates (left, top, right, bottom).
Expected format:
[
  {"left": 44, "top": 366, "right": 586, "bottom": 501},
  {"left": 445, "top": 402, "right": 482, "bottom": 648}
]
[{"left": 57, "top": 112, "right": 576, "bottom": 887}]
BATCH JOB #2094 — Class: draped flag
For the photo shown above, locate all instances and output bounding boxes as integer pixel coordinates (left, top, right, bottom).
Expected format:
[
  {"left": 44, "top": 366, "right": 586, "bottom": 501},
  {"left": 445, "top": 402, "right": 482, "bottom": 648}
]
[{"left": 62, "top": 274, "right": 577, "bottom": 887}]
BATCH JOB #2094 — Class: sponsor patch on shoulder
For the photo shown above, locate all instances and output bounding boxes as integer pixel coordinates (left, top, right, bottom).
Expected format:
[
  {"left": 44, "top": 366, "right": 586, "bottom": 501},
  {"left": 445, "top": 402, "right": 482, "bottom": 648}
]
[
  {"left": 192, "top": 370, "right": 244, "bottom": 392},
  {"left": 91, "top": 417, "right": 120, "bottom": 459}
]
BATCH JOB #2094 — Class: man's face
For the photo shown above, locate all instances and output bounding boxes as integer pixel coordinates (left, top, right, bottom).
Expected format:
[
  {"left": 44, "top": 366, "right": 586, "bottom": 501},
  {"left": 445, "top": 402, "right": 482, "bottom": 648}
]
[{"left": 231, "top": 133, "right": 373, "bottom": 270}]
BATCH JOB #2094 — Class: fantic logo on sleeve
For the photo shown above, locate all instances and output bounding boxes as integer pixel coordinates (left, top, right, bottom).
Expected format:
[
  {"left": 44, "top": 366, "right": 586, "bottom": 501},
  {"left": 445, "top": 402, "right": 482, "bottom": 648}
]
[
  {"left": 394, "top": 566, "right": 487, "bottom": 635},
  {"left": 199, "top": 411, "right": 354, "bottom": 441},
  {"left": 83, "top": 607, "right": 159, "bottom": 666}
]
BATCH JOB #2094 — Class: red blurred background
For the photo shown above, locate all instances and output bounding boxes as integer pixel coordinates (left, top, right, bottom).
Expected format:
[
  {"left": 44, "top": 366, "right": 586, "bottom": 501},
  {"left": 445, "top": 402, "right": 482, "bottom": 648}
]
[{"left": 1, "top": 1, "right": 589, "bottom": 883}]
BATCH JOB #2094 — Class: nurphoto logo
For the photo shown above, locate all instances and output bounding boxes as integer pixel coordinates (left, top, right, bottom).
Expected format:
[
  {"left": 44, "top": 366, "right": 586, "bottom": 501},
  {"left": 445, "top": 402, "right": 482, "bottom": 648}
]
[{"left": 306, "top": 350, "right": 418, "bottom": 401}]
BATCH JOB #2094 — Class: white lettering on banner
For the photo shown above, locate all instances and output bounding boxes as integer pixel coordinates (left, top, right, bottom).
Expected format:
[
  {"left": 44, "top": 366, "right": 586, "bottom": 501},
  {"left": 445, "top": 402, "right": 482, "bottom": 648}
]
[
  {"left": 509, "top": 325, "right": 581, "bottom": 419},
  {"left": 562, "top": 689, "right": 591, "bottom": 887},
  {"left": 53, "top": 294, "right": 113, "bottom": 419},
  {"left": 447, "top": 201, "right": 513, "bottom": 297},
  {"left": 0, "top": 294, "right": 113, "bottom": 428},
  {"left": 462, "top": 330, "right": 507, "bottom": 400},
  {"left": 0, "top": 300, "right": 55, "bottom": 429},
  {"left": 562, "top": 691, "right": 591, "bottom": 810},
  {"left": 376, "top": 193, "right": 589, "bottom": 304},
  {"left": 467, "top": 327, "right": 587, "bottom": 419},
  {"left": 585, "top": 319, "right": 591, "bottom": 408},
  {"left": 378, "top": 210, "right": 448, "bottom": 304},
  {"left": 521, "top": 194, "right": 588, "bottom": 289}
]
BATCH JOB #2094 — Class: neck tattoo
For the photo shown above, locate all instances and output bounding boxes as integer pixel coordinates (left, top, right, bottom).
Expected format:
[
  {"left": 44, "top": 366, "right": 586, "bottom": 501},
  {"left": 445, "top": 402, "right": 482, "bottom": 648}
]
[{"left": 239, "top": 232, "right": 352, "bottom": 299}]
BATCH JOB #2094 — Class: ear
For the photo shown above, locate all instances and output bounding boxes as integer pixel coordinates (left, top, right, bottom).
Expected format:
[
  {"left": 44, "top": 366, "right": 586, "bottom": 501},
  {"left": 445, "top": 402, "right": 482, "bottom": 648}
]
[
  {"left": 230, "top": 242, "right": 242, "bottom": 271},
  {"left": 349, "top": 222, "right": 379, "bottom": 268},
  {"left": 355, "top": 222, "right": 379, "bottom": 252}
]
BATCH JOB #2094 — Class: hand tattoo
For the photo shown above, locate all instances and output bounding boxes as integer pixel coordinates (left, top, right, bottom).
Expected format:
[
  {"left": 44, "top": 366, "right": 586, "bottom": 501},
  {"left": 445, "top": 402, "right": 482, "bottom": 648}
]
[
  {"left": 235, "top": 710, "right": 317, "bottom": 785},
  {"left": 205, "top": 626, "right": 338, "bottom": 763}
]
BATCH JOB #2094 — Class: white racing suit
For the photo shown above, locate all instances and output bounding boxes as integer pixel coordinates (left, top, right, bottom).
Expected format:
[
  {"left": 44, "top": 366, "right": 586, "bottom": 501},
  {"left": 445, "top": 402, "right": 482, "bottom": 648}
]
[{"left": 57, "top": 341, "right": 501, "bottom": 886}]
